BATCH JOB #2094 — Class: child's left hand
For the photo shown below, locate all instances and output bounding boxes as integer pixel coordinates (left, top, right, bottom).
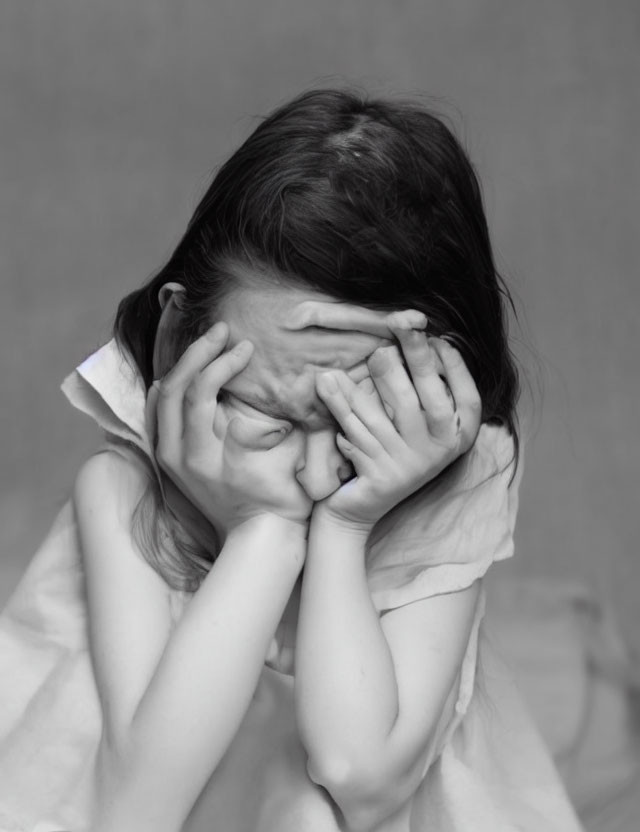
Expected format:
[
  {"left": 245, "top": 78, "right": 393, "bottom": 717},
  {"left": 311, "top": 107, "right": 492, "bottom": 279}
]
[{"left": 314, "top": 328, "right": 482, "bottom": 531}]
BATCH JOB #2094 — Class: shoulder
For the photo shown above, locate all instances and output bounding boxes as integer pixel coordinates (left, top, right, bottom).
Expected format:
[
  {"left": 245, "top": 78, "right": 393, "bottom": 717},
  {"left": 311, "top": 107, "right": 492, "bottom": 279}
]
[
  {"left": 74, "top": 448, "right": 172, "bottom": 604},
  {"left": 73, "top": 447, "right": 160, "bottom": 576},
  {"left": 73, "top": 446, "right": 151, "bottom": 526}
]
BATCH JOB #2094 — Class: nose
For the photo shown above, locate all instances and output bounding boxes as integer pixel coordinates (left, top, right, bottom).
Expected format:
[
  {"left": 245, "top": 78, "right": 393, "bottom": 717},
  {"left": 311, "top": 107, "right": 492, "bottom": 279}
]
[{"left": 295, "top": 429, "right": 351, "bottom": 502}]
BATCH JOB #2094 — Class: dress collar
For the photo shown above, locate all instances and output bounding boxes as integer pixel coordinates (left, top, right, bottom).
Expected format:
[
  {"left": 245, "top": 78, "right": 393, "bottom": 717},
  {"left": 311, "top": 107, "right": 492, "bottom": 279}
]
[
  {"left": 60, "top": 337, "right": 521, "bottom": 601},
  {"left": 61, "top": 338, "right": 152, "bottom": 457}
]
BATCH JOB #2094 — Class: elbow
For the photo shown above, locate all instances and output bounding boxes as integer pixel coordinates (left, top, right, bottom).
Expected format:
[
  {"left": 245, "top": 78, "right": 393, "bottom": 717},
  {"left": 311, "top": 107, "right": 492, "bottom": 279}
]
[
  {"left": 94, "top": 722, "right": 152, "bottom": 808},
  {"left": 307, "top": 753, "right": 423, "bottom": 831},
  {"left": 92, "top": 733, "right": 178, "bottom": 832},
  {"left": 94, "top": 729, "right": 135, "bottom": 803},
  {"left": 98, "top": 719, "right": 138, "bottom": 772}
]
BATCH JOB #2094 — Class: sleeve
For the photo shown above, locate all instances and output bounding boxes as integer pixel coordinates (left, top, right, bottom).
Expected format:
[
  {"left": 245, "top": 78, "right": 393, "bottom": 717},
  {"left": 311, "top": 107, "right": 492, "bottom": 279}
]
[{"left": 365, "top": 423, "right": 522, "bottom": 613}]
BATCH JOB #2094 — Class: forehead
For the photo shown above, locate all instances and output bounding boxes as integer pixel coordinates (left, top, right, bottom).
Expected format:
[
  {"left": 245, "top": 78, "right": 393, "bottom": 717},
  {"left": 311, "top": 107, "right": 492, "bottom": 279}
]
[{"left": 218, "top": 284, "right": 386, "bottom": 426}]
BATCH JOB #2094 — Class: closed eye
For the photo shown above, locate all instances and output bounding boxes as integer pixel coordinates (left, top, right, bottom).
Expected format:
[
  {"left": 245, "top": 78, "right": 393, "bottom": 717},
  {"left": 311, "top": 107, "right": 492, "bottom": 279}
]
[
  {"left": 267, "top": 424, "right": 291, "bottom": 435},
  {"left": 264, "top": 424, "right": 292, "bottom": 440},
  {"left": 221, "top": 392, "right": 293, "bottom": 438}
]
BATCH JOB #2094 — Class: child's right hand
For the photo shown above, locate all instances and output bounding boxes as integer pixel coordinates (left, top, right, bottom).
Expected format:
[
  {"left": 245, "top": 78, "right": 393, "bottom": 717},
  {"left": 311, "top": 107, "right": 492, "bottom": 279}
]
[{"left": 146, "top": 322, "right": 313, "bottom": 538}]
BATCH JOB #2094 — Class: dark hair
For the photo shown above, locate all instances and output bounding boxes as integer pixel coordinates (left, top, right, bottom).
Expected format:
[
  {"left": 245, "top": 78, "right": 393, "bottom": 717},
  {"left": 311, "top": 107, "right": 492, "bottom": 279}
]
[{"left": 114, "top": 87, "right": 520, "bottom": 589}]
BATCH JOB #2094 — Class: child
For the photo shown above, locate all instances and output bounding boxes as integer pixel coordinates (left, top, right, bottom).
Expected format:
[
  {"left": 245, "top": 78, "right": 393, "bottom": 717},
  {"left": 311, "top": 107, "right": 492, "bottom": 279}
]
[{"left": 0, "top": 88, "right": 584, "bottom": 831}]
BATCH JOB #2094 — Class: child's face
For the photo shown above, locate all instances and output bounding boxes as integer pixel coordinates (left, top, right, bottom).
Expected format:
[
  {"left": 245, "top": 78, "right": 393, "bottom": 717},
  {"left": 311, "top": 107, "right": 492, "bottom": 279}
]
[{"left": 216, "top": 281, "right": 390, "bottom": 503}]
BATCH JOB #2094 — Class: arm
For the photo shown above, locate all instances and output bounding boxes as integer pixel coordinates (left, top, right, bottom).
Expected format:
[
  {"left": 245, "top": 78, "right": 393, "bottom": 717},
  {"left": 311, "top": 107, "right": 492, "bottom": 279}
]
[
  {"left": 77, "top": 452, "right": 304, "bottom": 832},
  {"left": 296, "top": 509, "right": 479, "bottom": 830},
  {"left": 81, "top": 323, "right": 311, "bottom": 832},
  {"left": 296, "top": 325, "right": 483, "bottom": 829}
]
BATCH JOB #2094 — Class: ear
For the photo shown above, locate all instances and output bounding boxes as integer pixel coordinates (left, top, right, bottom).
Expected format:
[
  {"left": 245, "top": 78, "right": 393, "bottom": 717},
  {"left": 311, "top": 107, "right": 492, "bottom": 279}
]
[
  {"left": 158, "top": 281, "right": 185, "bottom": 311},
  {"left": 153, "top": 282, "right": 186, "bottom": 379}
]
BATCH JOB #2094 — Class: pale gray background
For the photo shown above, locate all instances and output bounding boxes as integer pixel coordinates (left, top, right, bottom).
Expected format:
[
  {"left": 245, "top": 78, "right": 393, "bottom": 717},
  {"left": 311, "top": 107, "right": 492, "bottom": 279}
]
[{"left": 1, "top": 2, "right": 638, "bottom": 648}]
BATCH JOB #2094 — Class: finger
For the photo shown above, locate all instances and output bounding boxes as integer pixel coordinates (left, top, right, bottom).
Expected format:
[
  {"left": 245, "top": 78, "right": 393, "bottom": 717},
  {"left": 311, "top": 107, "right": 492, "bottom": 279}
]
[
  {"left": 332, "top": 371, "right": 403, "bottom": 450},
  {"left": 335, "top": 432, "right": 372, "bottom": 475},
  {"left": 384, "top": 309, "right": 429, "bottom": 332},
  {"left": 366, "top": 346, "right": 425, "bottom": 440},
  {"left": 183, "top": 341, "right": 254, "bottom": 456},
  {"left": 287, "top": 300, "right": 392, "bottom": 336},
  {"left": 345, "top": 360, "right": 371, "bottom": 384},
  {"left": 154, "top": 322, "right": 229, "bottom": 462},
  {"left": 286, "top": 301, "right": 427, "bottom": 339},
  {"left": 315, "top": 372, "right": 383, "bottom": 458},
  {"left": 431, "top": 338, "right": 482, "bottom": 445},
  {"left": 389, "top": 329, "right": 456, "bottom": 438},
  {"left": 160, "top": 322, "right": 229, "bottom": 391},
  {"left": 300, "top": 327, "right": 390, "bottom": 360},
  {"left": 388, "top": 325, "right": 446, "bottom": 376}
]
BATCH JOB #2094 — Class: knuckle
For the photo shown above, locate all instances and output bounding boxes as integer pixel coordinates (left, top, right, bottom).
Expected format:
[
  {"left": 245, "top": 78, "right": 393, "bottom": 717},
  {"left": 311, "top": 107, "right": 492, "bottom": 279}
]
[
  {"left": 385, "top": 310, "right": 407, "bottom": 329},
  {"left": 368, "top": 346, "right": 400, "bottom": 376},
  {"left": 183, "top": 383, "right": 201, "bottom": 407},
  {"left": 437, "top": 435, "right": 459, "bottom": 456},
  {"left": 468, "top": 396, "right": 482, "bottom": 417},
  {"left": 436, "top": 336, "right": 462, "bottom": 363},
  {"left": 204, "top": 322, "right": 226, "bottom": 343},
  {"left": 156, "top": 378, "right": 176, "bottom": 399},
  {"left": 428, "top": 400, "right": 453, "bottom": 422},
  {"left": 306, "top": 305, "right": 321, "bottom": 327},
  {"left": 358, "top": 376, "right": 376, "bottom": 395},
  {"left": 441, "top": 342, "right": 464, "bottom": 367},
  {"left": 411, "top": 355, "right": 436, "bottom": 376},
  {"left": 367, "top": 414, "right": 388, "bottom": 436},
  {"left": 343, "top": 412, "right": 359, "bottom": 431},
  {"left": 292, "top": 301, "right": 319, "bottom": 328}
]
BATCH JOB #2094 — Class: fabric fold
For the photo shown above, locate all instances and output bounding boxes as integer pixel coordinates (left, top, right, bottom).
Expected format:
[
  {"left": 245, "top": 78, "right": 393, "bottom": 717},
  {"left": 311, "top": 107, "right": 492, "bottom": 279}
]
[
  {"left": 367, "top": 423, "right": 519, "bottom": 611},
  {"left": 0, "top": 338, "right": 586, "bottom": 832},
  {"left": 60, "top": 340, "right": 149, "bottom": 454}
]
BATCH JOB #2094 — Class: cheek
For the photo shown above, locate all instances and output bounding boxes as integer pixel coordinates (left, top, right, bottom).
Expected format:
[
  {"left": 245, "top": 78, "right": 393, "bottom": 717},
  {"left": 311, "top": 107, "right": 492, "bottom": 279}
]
[{"left": 266, "top": 435, "right": 304, "bottom": 468}]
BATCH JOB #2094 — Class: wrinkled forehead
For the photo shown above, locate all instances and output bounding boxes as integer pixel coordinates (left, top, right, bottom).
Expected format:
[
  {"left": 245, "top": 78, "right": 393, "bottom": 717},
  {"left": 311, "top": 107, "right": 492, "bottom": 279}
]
[{"left": 219, "top": 287, "right": 393, "bottom": 425}]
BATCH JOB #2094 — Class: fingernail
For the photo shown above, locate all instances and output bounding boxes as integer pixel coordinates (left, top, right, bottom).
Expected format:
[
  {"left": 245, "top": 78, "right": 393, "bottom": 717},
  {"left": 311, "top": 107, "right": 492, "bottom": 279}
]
[
  {"left": 318, "top": 372, "right": 338, "bottom": 393},
  {"left": 232, "top": 340, "right": 253, "bottom": 357},
  {"left": 207, "top": 321, "right": 227, "bottom": 340}
]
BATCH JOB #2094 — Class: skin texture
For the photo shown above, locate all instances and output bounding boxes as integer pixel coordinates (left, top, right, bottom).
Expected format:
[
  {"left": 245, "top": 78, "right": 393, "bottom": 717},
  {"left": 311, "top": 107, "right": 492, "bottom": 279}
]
[
  {"left": 217, "top": 283, "right": 395, "bottom": 503},
  {"left": 79, "top": 277, "right": 484, "bottom": 832}
]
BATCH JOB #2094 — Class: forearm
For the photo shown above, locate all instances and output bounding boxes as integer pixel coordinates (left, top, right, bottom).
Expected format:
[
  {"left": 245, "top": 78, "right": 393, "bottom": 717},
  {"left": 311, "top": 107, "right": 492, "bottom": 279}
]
[
  {"left": 295, "top": 513, "right": 399, "bottom": 784},
  {"left": 94, "top": 515, "right": 305, "bottom": 832}
]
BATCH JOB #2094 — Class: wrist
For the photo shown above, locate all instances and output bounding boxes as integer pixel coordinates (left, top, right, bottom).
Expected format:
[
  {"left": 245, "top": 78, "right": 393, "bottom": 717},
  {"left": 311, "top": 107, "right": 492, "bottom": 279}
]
[
  {"left": 224, "top": 513, "right": 308, "bottom": 564},
  {"left": 310, "top": 504, "right": 373, "bottom": 545}
]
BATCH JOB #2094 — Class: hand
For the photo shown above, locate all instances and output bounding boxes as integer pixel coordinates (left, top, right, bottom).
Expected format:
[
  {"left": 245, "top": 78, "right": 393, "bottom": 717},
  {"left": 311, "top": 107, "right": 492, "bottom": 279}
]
[
  {"left": 314, "top": 325, "right": 481, "bottom": 532},
  {"left": 147, "top": 322, "right": 313, "bottom": 538}
]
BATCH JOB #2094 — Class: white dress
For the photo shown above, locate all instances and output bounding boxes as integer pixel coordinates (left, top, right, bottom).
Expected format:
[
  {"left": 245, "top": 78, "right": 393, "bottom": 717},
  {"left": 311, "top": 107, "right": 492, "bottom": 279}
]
[{"left": 0, "top": 340, "right": 584, "bottom": 831}]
